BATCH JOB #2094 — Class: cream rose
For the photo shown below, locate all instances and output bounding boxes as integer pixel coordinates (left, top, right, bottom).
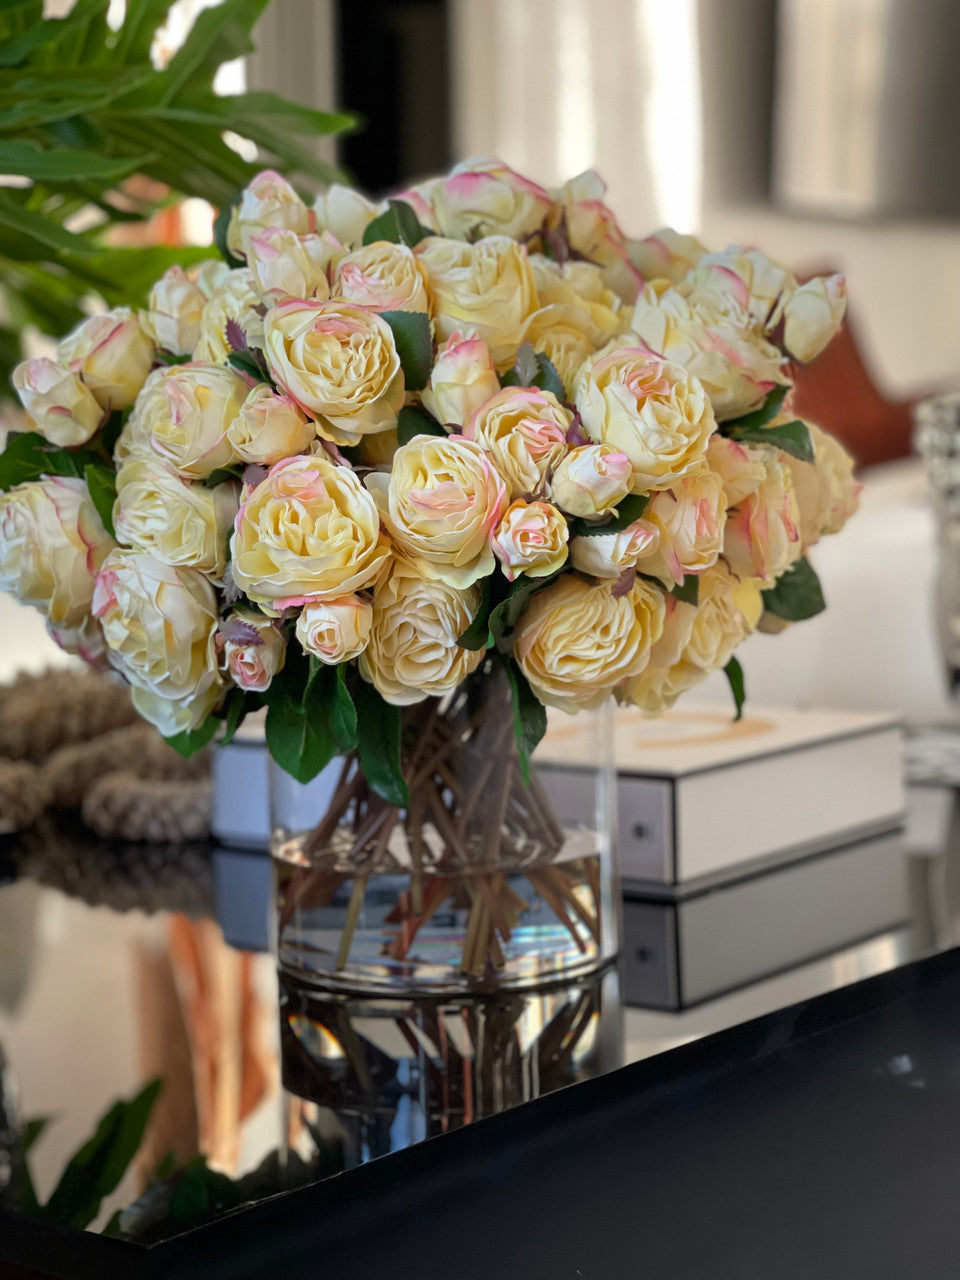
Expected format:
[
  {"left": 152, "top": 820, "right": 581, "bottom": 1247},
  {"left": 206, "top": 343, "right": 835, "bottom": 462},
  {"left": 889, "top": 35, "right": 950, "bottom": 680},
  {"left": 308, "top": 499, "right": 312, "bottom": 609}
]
[
  {"left": 58, "top": 307, "right": 154, "bottom": 411},
  {"left": 549, "top": 170, "right": 642, "bottom": 303},
  {"left": 682, "top": 559, "right": 763, "bottom": 672},
  {"left": 513, "top": 573, "right": 664, "bottom": 712},
  {"left": 724, "top": 449, "right": 803, "bottom": 585},
  {"left": 247, "top": 227, "right": 338, "bottom": 306},
  {"left": 569, "top": 518, "right": 659, "bottom": 580},
  {"left": 135, "top": 363, "right": 245, "bottom": 479},
  {"left": 93, "top": 548, "right": 222, "bottom": 734},
  {"left": 630, "top": 279, "right": 785, "bottom": 421},
  {"left": 782, "top": 274, "right": 847, "bottom": 364},
  {"left": 12, "top": 358, "right": 103, "bottom": 447},
  {"left": 226, "top": 169, "right": 313, "bottom": 260},
  {"left": 627, "top": 228, "right": 707, "bottom": 285},
  {"left": 690, "top": 247, "right": 798, "bottom": 331},
  {"left": 420, "top": 331, "right": 500, "bottom": 429},
  {"left": 263, "top": 299, "right": 404, "bottom": 446},
  {"left": 219, "top": 609, "right": 286, "bottom": 693},
  {"left": 427, "top": 157, "right": 553, "bottom": 240},
  {"left": 416, "top": 234, "right": 538, "bottom": 369},
  {"left": 227, "top": 386, "right": 316, "bottom": 465},
  {"left": 464, "top": 386, "right": 571, "bottom": 500},
  {"left": 783, "top": 421, "right": 860, "bottom": 547},
  {"left": 334, "top": 240, "right": 430, "bottom": 313},
  {"left": 706, "top": 434, "right": 767, "bottom": 507},
  {"left": 574, "top": 345, "right": 716, "bottom": 492},
  {"left": 365, "top": 434, "right": 506, "bottom": 588},
  {"left": 231, "top": 454, "right": 389, "bottom": 607},
  {"left": 193, "top": 269, "right": 265, "bottom": 364},
  {"left": 114, "top": 457, "right": 239, "bottom": 582},
  {"left": 141, "top": 266, "right": 206, "bottom": 356},
  {"left": 0, "top": 476, "right": 114, "bottom": 625},
  {"left": 616, "top": 593, "right": 702, "bottom": 716},
  {"left": 358, "top": 562, "right": 483, "bottom": 705},
  {"left": 295, "top": 594, "right": 372, "bottom": 664},
  {"left": 47, "top": 615, "right": 110, "bottom": 672},
  {"left": 492, "top": 500, "right": 569, "bottom": 581},
  {"left": 548, "top": 444, "right": 633, "bottom": 520},
  {"left": 313, "top": 184, "right": 385, "bottom": 247},
  {"left": 636, "top": 470, "right": 726, "bottom": 587}
]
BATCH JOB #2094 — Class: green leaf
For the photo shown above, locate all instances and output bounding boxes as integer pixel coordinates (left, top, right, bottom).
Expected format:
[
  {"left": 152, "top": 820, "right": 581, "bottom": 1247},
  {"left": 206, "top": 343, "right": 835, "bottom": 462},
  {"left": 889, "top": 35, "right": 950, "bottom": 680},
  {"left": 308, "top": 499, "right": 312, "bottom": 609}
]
[
  {"left": 168, "top": 1163, "right": 241, "bottom": 1225},
  {"left": 213, "top": 197, "right": 245, "bottom": 270},
  {"left": 570, "top": 493, "right": 650, "bottom": 539},
  {"left": 0, "top": 141, "right": 148, "bottom": 182},
  {"left": 670, "top": 575, "right": 700, "bottom": 606},
  {"left": 489, "top": 573, "right": 559, "bottom": 651},
  {"left": 164, "top": 716, "right": 219, "bottom": 758},
  {"left": 379, "top": 310, "right": 432, "bottom": 391},
  {"left": 330, "top": 665, "right": 358, "bottom": 752},
  {"left": 352, "top": 677, "right": 408, "bottom": 808},
  {"left": 396, "top": 402, "right": 445, "bottom": 445},
  {"left": 501, "top": 344, "right": 566, "bottom": 399},
  {"left": 503, "top": 659, "right": 547, "bottom": 786},
  {"left": 83, "top": 462, "right": 116, "bottom": 538},
  {"left": 218, "top": 688, "right": 249, "bottom": 747},
  {"left": 265, "top": 676, "right": 338, "bottom": 785},
  {"left": 159, "top": 0, "right": 268, "bottom": 104},
  {"left": 721, "top": 384, "right": 789, "bottom": 434},
  {"left": 0, "top": 432, "right": 100, "bottom": 490},
  {"left": 727, "top": 417, "right": 814, "bottom": 463},
  {"left": 761, "top": 556, "right": 826, "bottom": 622},
  {"left": 227, "top": 348, "right": 269, "bottom": 382},
  {"left": 42, "top": 1078, "right": 162, "bottom": 1230},
  {"left": 23, "top": 1116, "right": 50, "bottom": 1153},
  {"left": 0, "top": 190, "right": 97, "bottom": 256},
  {"left": 534, "top": 352, "right": 565, "bottom": 399},
  {"left": 724, "top": 655, "right": 746, "bottom": 722},
  {"left": 203, "top": 467, "right": 243, "bottom": 488},
  {"left": 456, "top": 573, "right": 495, "bottom": 651},
  {"left": 362, "top": 198, "right": 432, "bottom": 249}
]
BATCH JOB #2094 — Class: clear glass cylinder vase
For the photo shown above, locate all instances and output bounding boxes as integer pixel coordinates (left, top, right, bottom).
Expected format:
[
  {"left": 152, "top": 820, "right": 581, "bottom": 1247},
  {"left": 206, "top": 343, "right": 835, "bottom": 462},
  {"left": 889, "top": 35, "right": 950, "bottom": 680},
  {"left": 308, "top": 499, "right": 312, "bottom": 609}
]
[{"left": 270, "top": 661, "right": 618, "bottom": 995}]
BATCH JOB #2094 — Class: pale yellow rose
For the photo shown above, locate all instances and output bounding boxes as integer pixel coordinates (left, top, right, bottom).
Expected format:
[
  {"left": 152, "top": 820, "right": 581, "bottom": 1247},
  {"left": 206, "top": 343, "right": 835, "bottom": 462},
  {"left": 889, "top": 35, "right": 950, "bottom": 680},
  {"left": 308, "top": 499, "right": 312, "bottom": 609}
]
[
  {"left": 416, "top": 234, "right": 538, "bottom": 369},
  {"left": 627, "top": 228, "right": 707, "bottom": 285},
  {"left": 574, "top": 345, "right": 716, "bottom": 492},
  {"left": 194, "top": 259, "right": 232, "bottom": 299},
  {"left": 358, "top": 561, "right": 483, "bottom": 705},
  {"left": 357, "top": 427, "right": 400, "bottom": 470},
  {"left": 464, "top": 386, "right": 571, "bottom": 500},
  {"left": 706, "top": 434, "right": 767, "bottom": 507},
  {"left": 548, "top": 170, "right": 642, "bottom": 303},
  {"left": 690, "top": 247, "right": 798, "bottom": 332},
  {"left": 492, "top": 500, "right": 569, "bottom": 581},
  {"left": 12, "top": 358, "right": 103, "bottom": 447},
  {"left": 134, "top": 363, "right": 245, "bottom": 479},
  {"left": 113, "top": 457, "right": 239, "bottom": 582},
  {"left": 141, "top": 265, "right": 206, "bottom": 356},
  {"left": 334, "top": 240, "right": 430, "bottom": 313},
  {"left": 630, "top": 279, "right": 785, "bottom": 421},
  {"left": 313, "top": 184, "right": 385, "bottom": 247},
  {"left": 247, "top": 227, "right": 338, "bottom": 306},
  {"left": 782, "top": 274, "right": 847, "bottom": 364},
  {"left": 194, "top": 269, "right": 265, "bottom": 364},
  {"left": 529, "top": 255, "right": 625, "bottom": 328},
  {"left": 548, "top": 444, "right": 633, "bottom": 519},
  {"left": 0, "top": 476, "right": 114, "bottom": 625},
  {"left": 420, "top": 331, "right": 500, "bottom": 429},
  {"left": 684, "top": 559, "right": 763, "bottom": 671},
  {"left": 295, "top": 594, "right": 372, "bottom": 664},
  {"left": 226, "top": 169, "right": 313, "bottom": 260},
  {"left": 513, "top": 573, "right": 664, "bottom": 712},
  {"left": 365, "top": 434, "right": 506, "bottom": 588},
  {"left": 569, "top": 518, "right": 659, "bottom": 579},
  {"left": 616, "top": 593, "right": 702, "bottom": 716},
  {"left": 724, "top": 449, "right": 803, "bottom": 585},
  {"left": 93, "top": 548, "right": 222, "bottom": 734},
  {"left": 783, "top": 421, "right": 860, "bottom": 547},
  {"left": 636, "top": 470, "right": 726, "bottom": 587},
  {"left": 219, "top": 609, "right": 287, "bottom": 692},
  {"left": 521, "top": 303, "right": 623, "bottom": 395},
  {"left": 231, "top": 454, "right": 389, "bottom": 607},
  {"left": 427, "top": 158, "right": 553, "bottom": 240},
  {"left": 263, "top": 299, "right": 404, "bottom": 446},
  {"left": 227, "top": 385, "right": 316, "bottom": 465},
  {"left": 58, "top": 307, "right": 154, "bottom": 411}
]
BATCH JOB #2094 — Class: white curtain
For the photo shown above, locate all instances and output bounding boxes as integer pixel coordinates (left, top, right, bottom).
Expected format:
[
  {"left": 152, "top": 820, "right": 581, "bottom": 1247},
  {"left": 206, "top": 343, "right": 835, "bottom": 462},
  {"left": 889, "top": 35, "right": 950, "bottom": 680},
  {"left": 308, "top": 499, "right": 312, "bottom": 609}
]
[{"left": 449, "top": 0, "right": 702, "bottom": 236}]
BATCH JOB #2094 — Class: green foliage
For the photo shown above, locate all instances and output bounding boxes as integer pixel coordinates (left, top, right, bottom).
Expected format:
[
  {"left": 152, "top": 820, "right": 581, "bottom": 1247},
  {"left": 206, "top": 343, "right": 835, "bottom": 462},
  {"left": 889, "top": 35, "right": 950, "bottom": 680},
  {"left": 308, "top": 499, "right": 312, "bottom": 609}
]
[
  {"left": 761, "top": 556, "right": 826, "bottom": 622},
  {"left": 503, "top": 658, "right": 547, "bottom": 786},
  {"left": 380, "top": 310, "right": 433, "bottom": 391},
  {"left": 722, "top": 384, "right": 789, "bottom": 433},
  {"left": 18, "top": 1079, "right": 161, "bottom": 1231},
  {"left": 501, "top": 343, "right": 566, "bottom": 399},
  {"left": 720, "top": 386, "right": 815, "bottom": 463},
  {"left": 164, "top": 716, "right": 219, "bottom": 758},
  {"left": 351, "top": 675, "right": 408, "bottom": 807},
  {"left": 397, "top": 401, "right": 445, "bottom": 444},
  {"left": 0, "top": 0, "right": 352, "bottom": 388},
  {"left": 724, "top": 655, "right": 746, "bottom": 721},
  {"left": 570, "top": 493, "right": 649, "bottom": 539},
  {"left": 362, "top": 198, "right": 432, "bottom": 248},
  {"left": 670, "top": 575, "right": 699, "bottom": 606},
  {"left": 83, "top": 461, "right": 117, "bottom": 536},
  {"left": 263, "top": 651, "right": 357, "bottom": 784}
]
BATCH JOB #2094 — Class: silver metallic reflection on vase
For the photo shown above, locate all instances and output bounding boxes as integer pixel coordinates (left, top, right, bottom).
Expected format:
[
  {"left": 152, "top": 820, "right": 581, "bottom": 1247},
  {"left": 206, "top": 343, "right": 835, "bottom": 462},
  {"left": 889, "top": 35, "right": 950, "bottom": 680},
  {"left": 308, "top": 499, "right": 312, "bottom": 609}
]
[{"left": 914, "top": 394, "right": 960, "bottom": 695}]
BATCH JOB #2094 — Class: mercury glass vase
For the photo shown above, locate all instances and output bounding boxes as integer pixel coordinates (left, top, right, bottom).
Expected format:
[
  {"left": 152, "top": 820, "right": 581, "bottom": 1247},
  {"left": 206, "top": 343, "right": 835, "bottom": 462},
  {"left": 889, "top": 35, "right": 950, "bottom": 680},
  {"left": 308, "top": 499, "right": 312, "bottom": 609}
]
[{"left": 270, "top": 660, "right": 618, "bottom": 995}]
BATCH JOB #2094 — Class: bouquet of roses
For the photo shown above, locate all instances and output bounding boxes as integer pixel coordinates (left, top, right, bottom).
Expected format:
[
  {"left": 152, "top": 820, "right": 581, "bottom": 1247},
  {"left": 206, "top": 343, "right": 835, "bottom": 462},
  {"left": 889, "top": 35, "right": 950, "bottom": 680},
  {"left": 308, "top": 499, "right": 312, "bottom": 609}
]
[{"left": 0, "top": 155, "right": 857, "bottom": 837}]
